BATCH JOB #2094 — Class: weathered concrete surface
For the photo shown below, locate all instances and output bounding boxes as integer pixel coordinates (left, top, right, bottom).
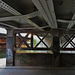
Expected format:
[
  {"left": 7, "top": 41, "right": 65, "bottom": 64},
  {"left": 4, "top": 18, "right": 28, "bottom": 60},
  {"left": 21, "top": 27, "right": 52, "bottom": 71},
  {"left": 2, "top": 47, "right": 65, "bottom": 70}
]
[
  {"left": 15, "top": 54, "right": 54, "bottom": 67},
  {"left": 0, "top": 58, "right": 6, "bottom": 68},
  {"left": 0, "top": 67, "right": 75, "bottom": 75},
  {"left": 6, "top": 29, "right": 14, "bottom": 66}
]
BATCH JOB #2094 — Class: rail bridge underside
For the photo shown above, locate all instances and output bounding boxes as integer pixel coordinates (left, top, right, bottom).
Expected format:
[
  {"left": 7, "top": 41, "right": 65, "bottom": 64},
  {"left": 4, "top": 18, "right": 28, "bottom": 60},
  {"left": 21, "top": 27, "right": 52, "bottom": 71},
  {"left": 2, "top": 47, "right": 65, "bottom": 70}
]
[
  {"left": 0, "top": 0, "right": 74, "bottom": 67},
  {"left": 5, "top": 29, "right": 75, "bottom": 66}
]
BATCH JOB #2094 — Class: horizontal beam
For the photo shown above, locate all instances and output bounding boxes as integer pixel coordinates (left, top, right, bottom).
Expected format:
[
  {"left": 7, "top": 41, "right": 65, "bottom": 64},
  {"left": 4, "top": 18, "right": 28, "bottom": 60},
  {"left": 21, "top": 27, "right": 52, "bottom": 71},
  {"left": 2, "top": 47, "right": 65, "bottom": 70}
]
[
  {"left": 25, "top": 11, "right": 40, "bottom": 18},
  {"left": 67, "top": 13, "right": 75, "bottom": 29},
  {"left": 57, "top": 19, "right": 75, "bottom": 23},
  {"left": 16, "top": 48, "right": 52, "bottom": 50},
  {"left": 0, "top": 11, "right": 40, "bottom": 21},
  {"left": 14, "top": 29, "right": 75, "bottom": 34},
  {"left": 60, "top": 48, "right": 75, "bottom": 51},
  {"left": 41, "top": 25, "right": 49, "bottom": 28},
  {"left": 0, "top": 22, "right": 18, "bottom": 29}
]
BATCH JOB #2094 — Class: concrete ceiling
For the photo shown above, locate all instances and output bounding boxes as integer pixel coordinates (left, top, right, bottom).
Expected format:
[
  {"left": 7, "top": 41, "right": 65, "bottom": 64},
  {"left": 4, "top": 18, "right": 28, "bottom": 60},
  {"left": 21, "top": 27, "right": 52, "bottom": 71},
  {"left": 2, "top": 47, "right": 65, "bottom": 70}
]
[{"left": 0, "top": 0, "right": 75, "bottom": 30}]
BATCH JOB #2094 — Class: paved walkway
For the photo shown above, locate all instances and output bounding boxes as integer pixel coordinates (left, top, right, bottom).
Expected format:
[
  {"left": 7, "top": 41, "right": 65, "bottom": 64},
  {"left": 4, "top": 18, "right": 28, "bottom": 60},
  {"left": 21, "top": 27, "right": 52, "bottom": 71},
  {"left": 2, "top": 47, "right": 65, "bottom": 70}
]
[
  {"left": 0, "top": 58, "right": 6, "bottom": 68},
  {"left": 0, "top": 58, "right": 75, "bottom": 75},
  {"left": 0, "top": 66, "right": 75, "bottom": 75}
]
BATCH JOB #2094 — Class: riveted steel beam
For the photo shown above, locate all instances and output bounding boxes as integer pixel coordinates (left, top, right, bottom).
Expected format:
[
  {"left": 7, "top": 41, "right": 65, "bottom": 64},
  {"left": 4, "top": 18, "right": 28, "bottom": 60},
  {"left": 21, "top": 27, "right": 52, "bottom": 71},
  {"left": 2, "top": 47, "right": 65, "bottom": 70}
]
[{"left": 0, "top": 0, "right": 43, "bottom": 31}]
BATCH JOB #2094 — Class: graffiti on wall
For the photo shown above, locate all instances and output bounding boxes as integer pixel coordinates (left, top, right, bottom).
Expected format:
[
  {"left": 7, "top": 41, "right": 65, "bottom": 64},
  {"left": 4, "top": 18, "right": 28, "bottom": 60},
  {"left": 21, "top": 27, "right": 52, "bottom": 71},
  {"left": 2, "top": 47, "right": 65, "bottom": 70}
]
[{"left": 6, "top": 37, "right": 13, "bottom": 61}]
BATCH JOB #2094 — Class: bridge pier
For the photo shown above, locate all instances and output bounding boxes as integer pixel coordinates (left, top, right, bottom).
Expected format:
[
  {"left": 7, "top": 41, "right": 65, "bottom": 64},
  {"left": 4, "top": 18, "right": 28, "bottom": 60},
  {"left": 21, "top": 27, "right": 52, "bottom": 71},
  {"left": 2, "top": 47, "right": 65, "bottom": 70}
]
[{"left": 6, "top": 29, "right": 15, "bottom": 66}]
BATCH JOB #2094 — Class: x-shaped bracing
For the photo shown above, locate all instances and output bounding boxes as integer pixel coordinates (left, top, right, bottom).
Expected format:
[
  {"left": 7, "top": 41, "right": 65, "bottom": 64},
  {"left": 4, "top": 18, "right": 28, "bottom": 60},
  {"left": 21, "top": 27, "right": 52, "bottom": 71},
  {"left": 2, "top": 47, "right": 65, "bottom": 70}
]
[
  {"left": 17, "top": 33, "right": 30, "bottom": 48},
  {"left": 62, "top": 33, "right": 75, "bottom": 48},
  {"left": 34, "top": 33, "right": 49, "bottom": 48}
]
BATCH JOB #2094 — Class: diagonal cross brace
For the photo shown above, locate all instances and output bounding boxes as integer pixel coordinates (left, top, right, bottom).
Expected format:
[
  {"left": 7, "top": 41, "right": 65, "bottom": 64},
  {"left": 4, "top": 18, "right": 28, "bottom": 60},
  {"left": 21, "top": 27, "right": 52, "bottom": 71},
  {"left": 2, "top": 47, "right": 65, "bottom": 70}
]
[
  {"left": 17, "top": 33, "right": 30, "bottom": 48},
  {"left": 63, "top": 34, "right": 75, "bottom": 48},
  {"left": 62, "top": 34, "right": 75, "bottom": 48},
  {"left": 35, "top": 33, "right": 49, "bottom": 48},
  {"left": 64, "top": 34, "right": 75, "bottom": 48},
  {"left": 62, "top": 34, "right": 74, "bottom": 48}
]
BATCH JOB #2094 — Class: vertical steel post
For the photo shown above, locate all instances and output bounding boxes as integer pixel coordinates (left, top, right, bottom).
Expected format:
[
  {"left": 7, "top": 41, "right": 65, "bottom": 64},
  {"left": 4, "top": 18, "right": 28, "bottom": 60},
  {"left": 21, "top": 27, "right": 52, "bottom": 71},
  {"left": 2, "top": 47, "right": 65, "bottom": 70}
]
[
  {"left": 52, "top": 34, "right": 60, "bottom": 67},
  {"left": 31, "top": 33, "right": 33, "bottom": 48}
]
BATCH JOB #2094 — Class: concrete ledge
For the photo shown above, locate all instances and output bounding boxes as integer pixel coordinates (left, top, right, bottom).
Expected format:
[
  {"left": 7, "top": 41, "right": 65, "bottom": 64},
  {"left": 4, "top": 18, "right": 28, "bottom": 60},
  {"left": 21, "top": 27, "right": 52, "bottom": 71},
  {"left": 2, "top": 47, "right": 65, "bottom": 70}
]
[{"left": 1, "top": 66, "right": 75, "bottom": 70}]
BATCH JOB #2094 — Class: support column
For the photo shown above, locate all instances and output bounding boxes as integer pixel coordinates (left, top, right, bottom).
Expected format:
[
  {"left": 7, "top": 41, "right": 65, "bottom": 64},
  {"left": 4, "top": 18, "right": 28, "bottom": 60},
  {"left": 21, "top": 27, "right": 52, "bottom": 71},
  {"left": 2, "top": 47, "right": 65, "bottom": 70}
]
[
  {"left": 6, "top": 29, "right": 14, "bottom": 66},
  {"left": 52, "top": 33, "right": 60, "bottom": 67},
  {"left": 53, "top": 37, "right": 60, "bottom": 57}
]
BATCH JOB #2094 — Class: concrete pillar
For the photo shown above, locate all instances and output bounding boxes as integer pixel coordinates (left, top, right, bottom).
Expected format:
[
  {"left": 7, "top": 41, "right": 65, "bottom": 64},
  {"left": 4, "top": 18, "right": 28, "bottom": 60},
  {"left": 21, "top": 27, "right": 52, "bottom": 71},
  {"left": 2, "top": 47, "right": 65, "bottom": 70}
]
[{"left": 6, "top": 29, "right": 15, "bottom": 66}]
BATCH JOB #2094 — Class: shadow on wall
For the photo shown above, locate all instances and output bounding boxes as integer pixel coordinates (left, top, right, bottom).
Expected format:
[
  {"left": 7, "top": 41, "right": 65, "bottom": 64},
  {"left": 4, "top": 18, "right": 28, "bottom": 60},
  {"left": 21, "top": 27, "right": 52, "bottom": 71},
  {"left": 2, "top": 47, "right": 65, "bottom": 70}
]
[{"left": 60, "top": 54, "right": 75, "bottom": 67}]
